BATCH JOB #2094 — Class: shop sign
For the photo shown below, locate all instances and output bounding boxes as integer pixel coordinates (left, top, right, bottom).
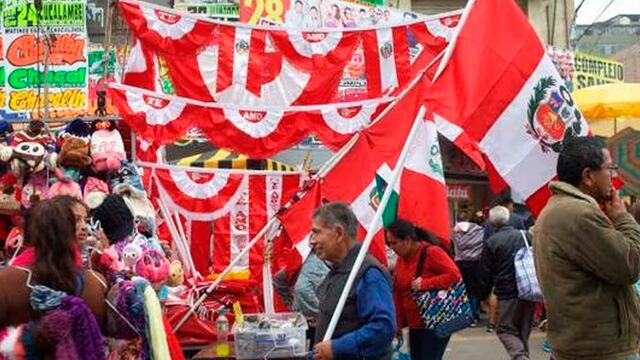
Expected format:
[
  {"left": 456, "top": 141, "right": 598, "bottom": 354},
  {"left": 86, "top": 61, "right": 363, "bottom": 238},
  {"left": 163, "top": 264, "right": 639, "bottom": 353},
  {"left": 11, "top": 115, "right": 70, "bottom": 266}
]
[
  {"left": 3, "top": 0, "right": 87, "bottom": 113},
  {"left": 574, "top": 52, "right": 624, "bottom": 90},
  {"left": 447, "top": 184, "right": 471, "bottom": 200},
  {"left": 175, "top": 3, "right": 239, "bottom": 20}
]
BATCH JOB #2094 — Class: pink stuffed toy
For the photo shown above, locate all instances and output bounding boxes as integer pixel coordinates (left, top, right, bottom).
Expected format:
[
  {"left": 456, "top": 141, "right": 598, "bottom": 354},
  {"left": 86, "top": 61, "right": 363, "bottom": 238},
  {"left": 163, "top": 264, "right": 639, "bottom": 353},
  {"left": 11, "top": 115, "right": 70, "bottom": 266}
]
[
  {"left": 99, "top": 247, "right": 125, "bottom": 273},
  {"left": 90, "top": 120, "right": 126, "bottom": 173},
  {"left": 84, "top": 176, "right": 109, "bottom": 209},
  {"left": 135, "top": 248, "right": 170, "bottom": 284},
  {"left": 48, "top": 180, "right": 82, "bottom": 200}
]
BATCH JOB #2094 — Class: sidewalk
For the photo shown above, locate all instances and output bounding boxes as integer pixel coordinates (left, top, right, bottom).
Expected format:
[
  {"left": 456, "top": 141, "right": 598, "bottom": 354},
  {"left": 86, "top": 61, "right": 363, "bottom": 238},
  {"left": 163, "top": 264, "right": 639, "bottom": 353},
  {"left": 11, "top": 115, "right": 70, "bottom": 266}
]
[{"left": 445, "top": 325, "right": 549, "bottom": 359}]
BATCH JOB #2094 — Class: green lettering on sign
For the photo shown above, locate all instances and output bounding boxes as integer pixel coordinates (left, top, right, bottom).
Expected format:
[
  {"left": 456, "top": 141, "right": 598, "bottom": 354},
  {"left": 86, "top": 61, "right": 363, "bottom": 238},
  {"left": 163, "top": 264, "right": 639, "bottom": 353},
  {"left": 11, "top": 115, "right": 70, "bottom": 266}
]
[
  {"left": 8, "top": 67, "right": 86, "bottom": 89},
  {"left": 3, "top": 1, "right": 84, "bottom": 28}
]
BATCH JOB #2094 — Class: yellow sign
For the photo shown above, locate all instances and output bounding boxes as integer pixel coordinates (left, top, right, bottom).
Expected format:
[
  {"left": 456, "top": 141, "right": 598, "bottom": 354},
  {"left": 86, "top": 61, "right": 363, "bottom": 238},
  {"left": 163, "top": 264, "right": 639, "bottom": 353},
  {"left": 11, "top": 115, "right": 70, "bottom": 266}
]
[
  {"left": 8, "top": 88, "right": 86, "bottom": 112},
  {"left": 574, "top": 52, "right": 624, "bottom": 90}
]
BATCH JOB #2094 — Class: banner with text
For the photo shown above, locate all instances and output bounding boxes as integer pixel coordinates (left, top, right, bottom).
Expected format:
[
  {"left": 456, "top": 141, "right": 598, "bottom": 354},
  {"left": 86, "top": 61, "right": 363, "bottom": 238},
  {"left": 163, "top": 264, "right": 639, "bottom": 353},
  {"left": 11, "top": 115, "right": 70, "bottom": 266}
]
[
  {"left": 3, "top": 0, "right": 88, "bottom": 114},
  {"left": 175, "top": 1, "right": 239, "bottom": 21},
  {"left": 574, "top": 52, "right": 624, "bottom": 90}
]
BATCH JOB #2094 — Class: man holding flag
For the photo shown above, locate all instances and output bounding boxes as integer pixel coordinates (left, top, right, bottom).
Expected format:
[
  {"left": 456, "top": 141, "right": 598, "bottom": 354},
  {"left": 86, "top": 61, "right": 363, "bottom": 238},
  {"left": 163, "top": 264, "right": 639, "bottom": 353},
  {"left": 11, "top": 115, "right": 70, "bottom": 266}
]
[{"left": 310, "top": 202, "right": 395, "bottom": 360}]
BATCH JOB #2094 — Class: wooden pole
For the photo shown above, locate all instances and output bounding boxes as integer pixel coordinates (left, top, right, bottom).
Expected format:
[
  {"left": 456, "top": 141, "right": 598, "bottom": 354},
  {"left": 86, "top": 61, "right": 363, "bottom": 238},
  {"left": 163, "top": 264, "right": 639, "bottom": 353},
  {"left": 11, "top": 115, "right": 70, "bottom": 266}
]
[{"left": 102, "top": 0, "right": 114, "bottom": 89}]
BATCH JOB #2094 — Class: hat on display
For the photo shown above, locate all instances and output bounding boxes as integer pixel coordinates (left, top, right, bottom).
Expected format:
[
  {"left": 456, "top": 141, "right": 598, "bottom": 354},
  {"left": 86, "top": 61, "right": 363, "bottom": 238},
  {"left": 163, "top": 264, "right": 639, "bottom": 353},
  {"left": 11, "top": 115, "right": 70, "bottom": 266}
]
[{"left": 92, "top": 194, "right": 134, "bottom": 243}]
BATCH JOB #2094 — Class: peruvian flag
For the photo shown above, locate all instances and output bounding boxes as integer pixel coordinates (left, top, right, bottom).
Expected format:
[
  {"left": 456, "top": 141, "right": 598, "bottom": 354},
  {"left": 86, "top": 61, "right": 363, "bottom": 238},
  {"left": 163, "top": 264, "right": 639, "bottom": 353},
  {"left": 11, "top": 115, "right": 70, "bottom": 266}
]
[
  {"left": 376, "top": 114, "right": 450, "bottom": 242},
  {"left": 424, "top": 0, "right": 588, "bottom": 215},
  {"left": 278, "top": 75, "right": 450, "bottom": 267}
]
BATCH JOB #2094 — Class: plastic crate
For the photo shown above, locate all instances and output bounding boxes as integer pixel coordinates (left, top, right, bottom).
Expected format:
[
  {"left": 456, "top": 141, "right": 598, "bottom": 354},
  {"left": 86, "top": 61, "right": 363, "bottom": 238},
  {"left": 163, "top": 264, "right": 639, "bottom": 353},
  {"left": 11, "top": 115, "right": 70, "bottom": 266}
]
[{"left": 233, "top": 312, "right": 308, "bottom": 359}]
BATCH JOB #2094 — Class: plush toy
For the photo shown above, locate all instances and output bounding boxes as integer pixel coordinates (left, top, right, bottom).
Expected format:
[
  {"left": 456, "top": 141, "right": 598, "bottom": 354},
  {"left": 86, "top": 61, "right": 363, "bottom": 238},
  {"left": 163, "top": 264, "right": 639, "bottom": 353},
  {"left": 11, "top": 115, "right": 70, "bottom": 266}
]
[
  {"left": 0, "top": 173, "right": 20, "bottom": 215},
  {"left": 91, "top": 120, "right": 125, "bottom": 173},
  {"left": 122, "top": 242, "right": 143, "bottom": 270},
  {"left": 135, "top": 248, "right": 170, "bottom": 285},
  {"left": 12, "top": 120, "right": 53, "bottom": 147},
  {"left": 166, "top": 260, "right": 184, "bottom": 287},
  {"left": 4, "top": 226, "right": 23, "bottom": 258},
  {"left": 0, "top": 121, "right": 14, "bottom": 145},
  {"left": 48, "top": 179, "right": 82, "bottom": 199},
  {"left": 110, "top": 161, "right": 145, "bottom": 196},
  {"left": 59, "top": 136, "right": 92, "bottom": 169},
  {"left": 99, "top": 247, "right": 125, "bottom": 273},
  {"left": 84, "top": 176, "right": 109, "bottom": 209},
  {"left": 21, "top": 173, "right": 48, "bottom": 208}
]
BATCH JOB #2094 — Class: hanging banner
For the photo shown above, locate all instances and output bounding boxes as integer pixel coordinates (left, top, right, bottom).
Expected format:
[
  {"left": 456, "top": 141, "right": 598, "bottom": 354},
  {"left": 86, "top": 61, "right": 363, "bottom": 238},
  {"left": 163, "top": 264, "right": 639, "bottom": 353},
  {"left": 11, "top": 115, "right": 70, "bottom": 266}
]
[
  {"left": 3, "top": 0, "right": 88, "bottom": 114},
  {"left": 573, "top": 52, "right": 624, "bottom": 90}
]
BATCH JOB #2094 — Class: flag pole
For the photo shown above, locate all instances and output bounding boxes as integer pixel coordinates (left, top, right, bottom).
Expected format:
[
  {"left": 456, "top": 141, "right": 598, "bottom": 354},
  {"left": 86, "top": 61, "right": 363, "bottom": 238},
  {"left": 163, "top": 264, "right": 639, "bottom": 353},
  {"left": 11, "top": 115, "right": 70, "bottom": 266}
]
[{"left": 322, "top": 104, "right": 427, "bottom": 341}]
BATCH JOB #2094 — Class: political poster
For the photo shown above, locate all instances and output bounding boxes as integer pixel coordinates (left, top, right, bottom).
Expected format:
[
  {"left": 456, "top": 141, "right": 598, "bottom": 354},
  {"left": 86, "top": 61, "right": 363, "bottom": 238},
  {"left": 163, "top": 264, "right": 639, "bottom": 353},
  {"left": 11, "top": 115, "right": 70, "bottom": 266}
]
[{"left": 3, "top": 0, "right": 88, "bottom": 114}]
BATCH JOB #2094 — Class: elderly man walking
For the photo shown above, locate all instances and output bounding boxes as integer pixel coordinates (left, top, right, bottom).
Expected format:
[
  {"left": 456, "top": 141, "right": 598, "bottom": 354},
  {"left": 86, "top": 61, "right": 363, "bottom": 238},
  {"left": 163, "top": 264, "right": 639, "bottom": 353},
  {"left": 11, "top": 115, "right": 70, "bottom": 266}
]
[
  {"left": 310, "top": 201, "right": 396, "bottom": 360},
  {"left": 535, "top": 136, "right": 640, "bottom": 360},
  {"left": 478, "top": 205, "right": 535, "bottom": 360}
]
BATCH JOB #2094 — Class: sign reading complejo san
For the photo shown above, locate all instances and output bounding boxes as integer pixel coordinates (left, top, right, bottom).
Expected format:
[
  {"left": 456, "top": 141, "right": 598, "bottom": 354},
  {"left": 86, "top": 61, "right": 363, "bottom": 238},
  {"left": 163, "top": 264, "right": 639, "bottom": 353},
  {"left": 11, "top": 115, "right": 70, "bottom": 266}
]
[{"left": 574, "top": 52, "right": 624, "bottom": 90}]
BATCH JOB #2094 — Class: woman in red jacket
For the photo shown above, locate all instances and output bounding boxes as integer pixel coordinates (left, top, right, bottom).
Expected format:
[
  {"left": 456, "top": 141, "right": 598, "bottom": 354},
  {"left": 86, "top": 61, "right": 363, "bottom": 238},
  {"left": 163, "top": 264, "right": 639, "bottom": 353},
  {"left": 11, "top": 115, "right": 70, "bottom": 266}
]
[{"left": 386, "top": 219, "right": 461, "bottom": 360}]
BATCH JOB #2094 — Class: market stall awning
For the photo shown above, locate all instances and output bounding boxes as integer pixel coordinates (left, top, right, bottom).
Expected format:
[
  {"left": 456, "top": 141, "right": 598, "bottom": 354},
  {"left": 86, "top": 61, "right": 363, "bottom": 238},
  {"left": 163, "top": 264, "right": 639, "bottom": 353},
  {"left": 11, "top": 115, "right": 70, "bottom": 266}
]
[
  {"left": 574, "top": 83, "right": 640, "bottom": 120},
  {"left": 165, "top": 140, "right": 296, "bottom": 171},
  {"left": 607, "top": 127, "right": 640, "bottom": 196}
]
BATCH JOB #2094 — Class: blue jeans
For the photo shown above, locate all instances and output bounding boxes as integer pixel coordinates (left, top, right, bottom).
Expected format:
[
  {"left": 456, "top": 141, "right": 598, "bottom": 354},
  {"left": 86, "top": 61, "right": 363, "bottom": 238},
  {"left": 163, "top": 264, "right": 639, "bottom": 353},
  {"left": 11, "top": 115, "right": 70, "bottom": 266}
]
[{"left": 409, "top": 329, "right": 450, "bottom": 360}]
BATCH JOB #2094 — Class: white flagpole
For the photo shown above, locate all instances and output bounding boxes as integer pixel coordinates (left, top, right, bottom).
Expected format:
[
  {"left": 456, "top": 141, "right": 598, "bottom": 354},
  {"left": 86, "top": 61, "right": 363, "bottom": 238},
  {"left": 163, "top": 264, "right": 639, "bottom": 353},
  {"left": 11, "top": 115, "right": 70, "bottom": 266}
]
[{"left": 322, "top": 105, "right": 427, "bottom": 341}]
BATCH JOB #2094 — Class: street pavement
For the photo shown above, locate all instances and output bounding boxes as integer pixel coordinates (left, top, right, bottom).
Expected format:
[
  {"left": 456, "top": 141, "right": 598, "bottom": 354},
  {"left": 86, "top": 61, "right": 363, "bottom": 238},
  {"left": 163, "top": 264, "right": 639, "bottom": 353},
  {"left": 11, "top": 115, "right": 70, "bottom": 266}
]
[{"left": 445, "top": 325, "right": 549, "bottom": 359}]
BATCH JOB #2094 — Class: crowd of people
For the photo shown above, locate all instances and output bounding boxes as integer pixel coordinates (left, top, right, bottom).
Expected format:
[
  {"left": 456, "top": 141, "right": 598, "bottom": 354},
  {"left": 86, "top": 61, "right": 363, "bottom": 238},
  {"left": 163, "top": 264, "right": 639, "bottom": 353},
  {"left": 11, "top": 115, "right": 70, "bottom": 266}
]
[
  {"left": 276, "top": 136, "right": 640, "bottom": 360},
  {"left": 2, "top": 130, "right": 640, "bottom": 360}
]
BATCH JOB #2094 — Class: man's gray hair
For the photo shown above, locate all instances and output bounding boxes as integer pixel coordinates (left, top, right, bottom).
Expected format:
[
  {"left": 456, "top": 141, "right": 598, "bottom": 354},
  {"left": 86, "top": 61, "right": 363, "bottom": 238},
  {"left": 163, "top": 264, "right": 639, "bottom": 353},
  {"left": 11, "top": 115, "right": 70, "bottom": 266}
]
[
  {"left": 312, "top": 201, "right": 358, "bottom": 239},
  {"left": 489, "top": 205, "right": 510, "bottom": 228}
]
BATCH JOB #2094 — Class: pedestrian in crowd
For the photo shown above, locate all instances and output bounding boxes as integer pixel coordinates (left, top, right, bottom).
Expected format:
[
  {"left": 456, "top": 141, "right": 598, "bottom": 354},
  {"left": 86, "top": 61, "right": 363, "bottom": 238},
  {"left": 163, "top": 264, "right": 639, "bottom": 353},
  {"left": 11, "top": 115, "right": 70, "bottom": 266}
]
[
  {"left": 386, "top": 219, "right": 461, "bottom": 360},
  {"left": 478, "top": 205, "right": 535, "bottom": 360},
  {"left": 452, "top": 208, "right": 485, "bottom": 325},
  {"left": 0, "top": 198, "right": 109, "bottom": 357},
  {"left": 273, "top": 251, "right": 329, "bottom": 345},
  {"left": 534, "top": 136, "right": 640, "bottom": 360},
  {"left": 310, "top": 202, "right": 395, "bottom": 360},
  {"left": 483, "top": 194, "right": 526, "bottom": 240},
  {"left": 91, "top": 194, "right": 134, "bottom": 246},
  {"left": 10, "top": 195, "right": 91, "bottom": 268}
]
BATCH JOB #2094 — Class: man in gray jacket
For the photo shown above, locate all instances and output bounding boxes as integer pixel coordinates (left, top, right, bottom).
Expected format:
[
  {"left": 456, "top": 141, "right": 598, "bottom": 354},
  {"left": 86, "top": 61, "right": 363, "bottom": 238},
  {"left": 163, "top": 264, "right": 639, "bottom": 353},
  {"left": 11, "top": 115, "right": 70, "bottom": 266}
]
[{"left": 535, "top": 136, "right": 640, "bottom": 360}]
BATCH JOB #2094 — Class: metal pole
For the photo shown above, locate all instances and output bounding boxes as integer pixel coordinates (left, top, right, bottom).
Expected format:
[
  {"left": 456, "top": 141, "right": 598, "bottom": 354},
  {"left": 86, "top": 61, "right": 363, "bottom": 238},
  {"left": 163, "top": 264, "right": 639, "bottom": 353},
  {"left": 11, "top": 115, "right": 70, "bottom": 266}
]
[{"left": 42, "top": 37, "right": 50, "bottom": 122}]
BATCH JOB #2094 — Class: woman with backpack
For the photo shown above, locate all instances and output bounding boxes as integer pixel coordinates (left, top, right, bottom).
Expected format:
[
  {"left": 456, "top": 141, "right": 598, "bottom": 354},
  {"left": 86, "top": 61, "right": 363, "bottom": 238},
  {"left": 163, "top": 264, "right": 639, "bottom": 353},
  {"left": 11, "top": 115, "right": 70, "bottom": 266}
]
[
  {"left": 0, "top": 197, "right": 108, "bottom": 358},
  {"left": 386, "top": 218, "right": 461, "bottom": 360}
]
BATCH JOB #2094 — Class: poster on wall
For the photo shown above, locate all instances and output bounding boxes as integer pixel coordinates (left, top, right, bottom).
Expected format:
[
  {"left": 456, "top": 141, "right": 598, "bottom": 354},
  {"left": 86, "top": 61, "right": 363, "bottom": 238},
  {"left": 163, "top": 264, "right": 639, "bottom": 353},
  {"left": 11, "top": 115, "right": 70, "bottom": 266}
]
[{"left": 2, "top": 0, "right": 88, "bottom": 114}]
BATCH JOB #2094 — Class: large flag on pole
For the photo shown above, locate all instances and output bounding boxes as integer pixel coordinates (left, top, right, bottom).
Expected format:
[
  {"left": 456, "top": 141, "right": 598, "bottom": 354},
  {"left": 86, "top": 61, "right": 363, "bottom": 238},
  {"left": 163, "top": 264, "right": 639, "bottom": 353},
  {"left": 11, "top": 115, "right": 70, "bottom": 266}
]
[
  {"left": 425, "top": 0, "right": 589, "bottom": 215},
  {"left": 278, "top": 75, "right": 450, "bottom": 266},
  {"left": 375, "top": 114, "right": 450, "bottom": 240}
]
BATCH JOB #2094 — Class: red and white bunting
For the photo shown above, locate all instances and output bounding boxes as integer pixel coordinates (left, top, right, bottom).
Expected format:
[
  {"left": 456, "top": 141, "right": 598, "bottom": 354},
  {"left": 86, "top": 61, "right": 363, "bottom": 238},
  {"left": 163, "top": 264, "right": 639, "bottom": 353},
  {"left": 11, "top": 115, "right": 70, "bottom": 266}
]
[
  {"left": 108, "top": 85, "right": 204, "bottom": 144},
  {"left": 109, "top": 83, "right": 393, "bottom": 158},
  {"left": 119, "top": 0, "right": 216, "bottom": 53},
  {"left": 118, "top": 0, "right": 459, "bottom": 105},
  {"left": 154, "top": 167, "right": 248, "bottom": 221}
]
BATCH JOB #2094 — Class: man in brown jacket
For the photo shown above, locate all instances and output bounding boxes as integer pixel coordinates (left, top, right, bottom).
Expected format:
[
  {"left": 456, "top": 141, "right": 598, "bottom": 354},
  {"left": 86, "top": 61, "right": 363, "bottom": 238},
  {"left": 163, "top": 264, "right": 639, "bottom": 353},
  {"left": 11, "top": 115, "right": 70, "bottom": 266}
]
[{"left": 535, "top": 136, "right": 640, "bottom": 360}]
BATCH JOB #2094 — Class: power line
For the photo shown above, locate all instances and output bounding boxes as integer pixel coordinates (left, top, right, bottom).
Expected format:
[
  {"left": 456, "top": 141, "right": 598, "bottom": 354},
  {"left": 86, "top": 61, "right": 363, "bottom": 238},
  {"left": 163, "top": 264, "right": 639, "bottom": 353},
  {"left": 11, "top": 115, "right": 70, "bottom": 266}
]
[{"left": 574, "top": 0, "right": 617, "bottom": 44}]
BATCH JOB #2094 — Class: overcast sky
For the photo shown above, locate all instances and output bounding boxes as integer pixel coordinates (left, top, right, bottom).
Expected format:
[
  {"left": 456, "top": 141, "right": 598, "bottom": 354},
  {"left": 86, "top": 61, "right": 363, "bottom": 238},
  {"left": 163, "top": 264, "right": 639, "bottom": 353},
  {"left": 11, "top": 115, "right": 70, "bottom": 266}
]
[{"left": 575, "top": 0, "right": 640, "bottom": 25}]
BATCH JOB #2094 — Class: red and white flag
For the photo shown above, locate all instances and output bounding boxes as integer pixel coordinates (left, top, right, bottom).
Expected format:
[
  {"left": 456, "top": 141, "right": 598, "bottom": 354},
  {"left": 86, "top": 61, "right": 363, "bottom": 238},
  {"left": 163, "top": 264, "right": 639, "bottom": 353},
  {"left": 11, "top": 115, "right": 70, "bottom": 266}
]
[
  {"left": 425, "top": 0, "right": 588, "bottom": 215},
  {"left": 278, "top": 76, "right": 450, "bottom": 267}
]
